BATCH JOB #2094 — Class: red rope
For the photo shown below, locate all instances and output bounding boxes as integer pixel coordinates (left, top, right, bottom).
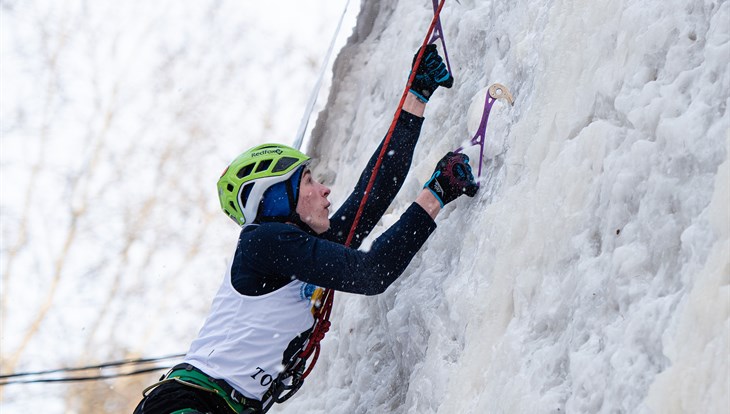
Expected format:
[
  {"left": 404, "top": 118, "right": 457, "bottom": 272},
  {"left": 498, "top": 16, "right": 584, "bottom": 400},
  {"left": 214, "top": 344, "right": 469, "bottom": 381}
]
[{"left": 299, "top": 0, "right": 449, "bottom": 380}]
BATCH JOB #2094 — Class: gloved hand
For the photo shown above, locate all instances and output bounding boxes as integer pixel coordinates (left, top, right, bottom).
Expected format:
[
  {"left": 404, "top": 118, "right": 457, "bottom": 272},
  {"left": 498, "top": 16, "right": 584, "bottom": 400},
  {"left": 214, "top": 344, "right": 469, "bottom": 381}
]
[
  {"left": 409, "top": 44, "right": 454, "bottom": 103},
  {"left": 424, "top": 152, "right": 478, "bottom": 207}
]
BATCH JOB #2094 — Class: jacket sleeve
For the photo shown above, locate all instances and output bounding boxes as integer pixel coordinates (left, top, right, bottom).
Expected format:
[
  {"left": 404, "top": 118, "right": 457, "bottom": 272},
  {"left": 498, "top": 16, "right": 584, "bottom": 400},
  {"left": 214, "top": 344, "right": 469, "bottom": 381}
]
[
  {"left": 252, "top": 203, "right": 436, "bottom": 295},
  {"left": 321, "top": 111, "right": 424, "bottom": 248}
]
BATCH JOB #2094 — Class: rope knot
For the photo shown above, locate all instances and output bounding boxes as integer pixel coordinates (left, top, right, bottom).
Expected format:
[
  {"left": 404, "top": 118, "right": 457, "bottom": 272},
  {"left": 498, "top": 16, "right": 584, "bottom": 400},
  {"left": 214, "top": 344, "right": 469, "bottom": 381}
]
[{"left": 320, "top": 320, "right": 331, "bottom": 333}]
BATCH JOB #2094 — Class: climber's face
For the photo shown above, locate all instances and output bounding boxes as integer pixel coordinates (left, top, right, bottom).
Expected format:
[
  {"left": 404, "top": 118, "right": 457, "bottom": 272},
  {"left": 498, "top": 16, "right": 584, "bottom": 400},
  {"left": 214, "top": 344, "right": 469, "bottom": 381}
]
[{"left": 296, "top": 169, "right": 331, "bottom": 234}]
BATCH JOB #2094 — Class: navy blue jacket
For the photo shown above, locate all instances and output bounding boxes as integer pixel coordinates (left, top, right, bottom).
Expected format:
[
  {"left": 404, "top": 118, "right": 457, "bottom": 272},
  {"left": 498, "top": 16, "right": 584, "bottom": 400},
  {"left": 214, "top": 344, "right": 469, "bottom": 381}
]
[{"left": 232, "top": 111, "right": 436, "bottom": 296}]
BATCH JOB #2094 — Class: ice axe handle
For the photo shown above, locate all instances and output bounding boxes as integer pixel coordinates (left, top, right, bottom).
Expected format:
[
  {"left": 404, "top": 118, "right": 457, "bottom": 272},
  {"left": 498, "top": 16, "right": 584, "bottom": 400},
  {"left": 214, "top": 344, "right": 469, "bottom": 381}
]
[
  {"left": 429, "top": 0, "right": 453, "bottom": 75},
  {"left": 454, "top": 83, "right": 514, "bottom": 178}
]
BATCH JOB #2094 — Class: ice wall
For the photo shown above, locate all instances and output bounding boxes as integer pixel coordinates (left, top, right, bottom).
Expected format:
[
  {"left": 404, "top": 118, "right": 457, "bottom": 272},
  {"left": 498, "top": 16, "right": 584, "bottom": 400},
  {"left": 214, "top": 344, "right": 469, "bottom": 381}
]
[{"left": 278, "top": 0, "right": 729, "bottom": 413}]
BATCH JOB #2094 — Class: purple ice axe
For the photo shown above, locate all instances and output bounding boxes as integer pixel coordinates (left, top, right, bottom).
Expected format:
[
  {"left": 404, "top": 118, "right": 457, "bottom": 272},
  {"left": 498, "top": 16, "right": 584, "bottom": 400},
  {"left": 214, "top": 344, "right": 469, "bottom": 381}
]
[
  {"left": 429, "top": 0, "right": 453, "bottom": 75},
  {"left": 455, "top": 83, "right": 515, "bottom": 178}
]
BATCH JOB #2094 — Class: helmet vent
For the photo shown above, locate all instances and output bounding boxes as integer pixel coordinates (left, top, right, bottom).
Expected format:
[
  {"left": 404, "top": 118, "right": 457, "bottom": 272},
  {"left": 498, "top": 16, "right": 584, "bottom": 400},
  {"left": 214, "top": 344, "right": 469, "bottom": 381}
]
[
  {"left": 272, "top": 156, "right": 299, "bottom": 173},
  {"left": 228, "top": 201, "right": 236, "bottom": 210},
  {"left": 255, "top": 159, "right": 272, "bottom": 173},
  {"left": 236, "top": 163, "right": 255, "bottom": 179},
  {"left": 239, "top": 182, "right": 254, "bottom": 207},
  {"left": 226, "top": 183, "right": 234, "bottom": 192}
]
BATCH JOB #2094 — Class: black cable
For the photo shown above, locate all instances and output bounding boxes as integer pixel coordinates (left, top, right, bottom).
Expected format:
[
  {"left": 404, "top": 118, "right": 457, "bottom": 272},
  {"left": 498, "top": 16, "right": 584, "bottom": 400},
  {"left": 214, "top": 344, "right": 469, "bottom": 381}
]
[
  {"left": 0, "top": 353, "right": 184, "bottom": 380},
  {"left": 0, "top": 366, "right": 168, "bottom": 386}
]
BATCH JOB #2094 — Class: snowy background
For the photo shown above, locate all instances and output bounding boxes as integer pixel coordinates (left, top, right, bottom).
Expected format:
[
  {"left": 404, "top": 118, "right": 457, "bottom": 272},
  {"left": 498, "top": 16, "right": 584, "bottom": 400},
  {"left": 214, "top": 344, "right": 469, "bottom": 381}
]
[
  {"left": 1, "top": 0, "right": 357, "bottom": 412},
  {"left": 2, "top": 0, "right": 729, "bottom": 413}
]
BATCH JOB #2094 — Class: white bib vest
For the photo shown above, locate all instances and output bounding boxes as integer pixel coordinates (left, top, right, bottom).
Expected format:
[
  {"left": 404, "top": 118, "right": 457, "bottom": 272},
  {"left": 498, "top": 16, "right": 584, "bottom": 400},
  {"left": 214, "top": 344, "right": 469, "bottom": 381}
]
[{"left": 184, "top": 263, "right": 318, "bottom": 400}]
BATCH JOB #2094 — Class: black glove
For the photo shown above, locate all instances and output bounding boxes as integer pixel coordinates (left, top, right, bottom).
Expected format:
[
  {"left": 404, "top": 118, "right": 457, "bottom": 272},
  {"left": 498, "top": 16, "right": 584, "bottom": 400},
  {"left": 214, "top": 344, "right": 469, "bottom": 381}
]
[
  {"left": 424, "top": 152, "right": 478, "bottom": 207},
  {"left": 409, "top": 44, "right": 454, "bottom": 103}
]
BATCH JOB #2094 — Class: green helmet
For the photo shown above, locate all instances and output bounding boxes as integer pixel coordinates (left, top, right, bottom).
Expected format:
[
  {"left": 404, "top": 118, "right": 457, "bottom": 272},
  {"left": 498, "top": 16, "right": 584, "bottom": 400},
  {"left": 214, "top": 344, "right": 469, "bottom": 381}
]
[{"left": 217, "top": 143, "right": 311, "bottom": 226}]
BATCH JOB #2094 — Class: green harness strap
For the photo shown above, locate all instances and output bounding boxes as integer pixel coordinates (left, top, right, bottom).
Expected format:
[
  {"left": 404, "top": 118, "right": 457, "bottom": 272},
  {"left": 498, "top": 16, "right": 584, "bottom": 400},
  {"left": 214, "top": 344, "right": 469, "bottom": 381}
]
[{"left": 143, "top": 368, "right": 249, "bottom": 414}]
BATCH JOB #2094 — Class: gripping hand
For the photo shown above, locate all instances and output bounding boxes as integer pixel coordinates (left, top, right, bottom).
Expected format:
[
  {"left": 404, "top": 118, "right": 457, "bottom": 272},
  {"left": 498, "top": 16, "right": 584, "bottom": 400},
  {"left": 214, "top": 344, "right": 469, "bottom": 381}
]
[
  {"left": 409, "top": 44, "right": 454, "bottom": 103},
  {"left": 424, "top": 152, "right": 478, "bottom": 207}
]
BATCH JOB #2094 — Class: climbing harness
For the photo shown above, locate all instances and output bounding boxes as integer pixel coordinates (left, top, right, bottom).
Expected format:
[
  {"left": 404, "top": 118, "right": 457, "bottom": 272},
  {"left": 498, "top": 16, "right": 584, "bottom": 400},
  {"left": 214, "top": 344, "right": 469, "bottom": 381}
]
[
  {"left": 142, "top": 364, "right": 262, "bottom": 413},
  {"left": 455, "top": 83, "right": 515, "bottom": 178}
]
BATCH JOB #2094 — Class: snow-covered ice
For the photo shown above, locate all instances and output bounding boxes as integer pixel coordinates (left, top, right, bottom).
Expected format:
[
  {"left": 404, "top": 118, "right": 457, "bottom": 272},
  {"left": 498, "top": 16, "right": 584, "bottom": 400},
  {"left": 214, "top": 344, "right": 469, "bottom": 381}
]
[{"left": 280, "top": 1, "right": 729, "bottom": 413}]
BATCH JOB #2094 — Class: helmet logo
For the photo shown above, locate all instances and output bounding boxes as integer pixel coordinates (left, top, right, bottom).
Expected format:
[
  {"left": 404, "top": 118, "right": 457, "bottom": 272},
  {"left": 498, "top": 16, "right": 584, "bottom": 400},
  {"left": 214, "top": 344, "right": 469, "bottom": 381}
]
[{"left": 251, "top": 148, "right": 284, "bottom": 157}]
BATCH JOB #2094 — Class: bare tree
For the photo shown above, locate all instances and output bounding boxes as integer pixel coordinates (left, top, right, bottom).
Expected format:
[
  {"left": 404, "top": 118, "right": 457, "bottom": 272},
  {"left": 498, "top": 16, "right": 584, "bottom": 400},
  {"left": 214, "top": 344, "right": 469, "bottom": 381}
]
[{"left": 1, "top": 1, "right": 337, "bottom": 412}]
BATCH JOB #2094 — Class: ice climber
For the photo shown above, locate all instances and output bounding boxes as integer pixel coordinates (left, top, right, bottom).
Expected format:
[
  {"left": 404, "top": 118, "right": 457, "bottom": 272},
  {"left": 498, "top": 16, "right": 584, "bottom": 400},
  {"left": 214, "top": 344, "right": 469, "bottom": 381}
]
[{"left": 134, "top": 45, "right": 478, "bottom": 414}]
